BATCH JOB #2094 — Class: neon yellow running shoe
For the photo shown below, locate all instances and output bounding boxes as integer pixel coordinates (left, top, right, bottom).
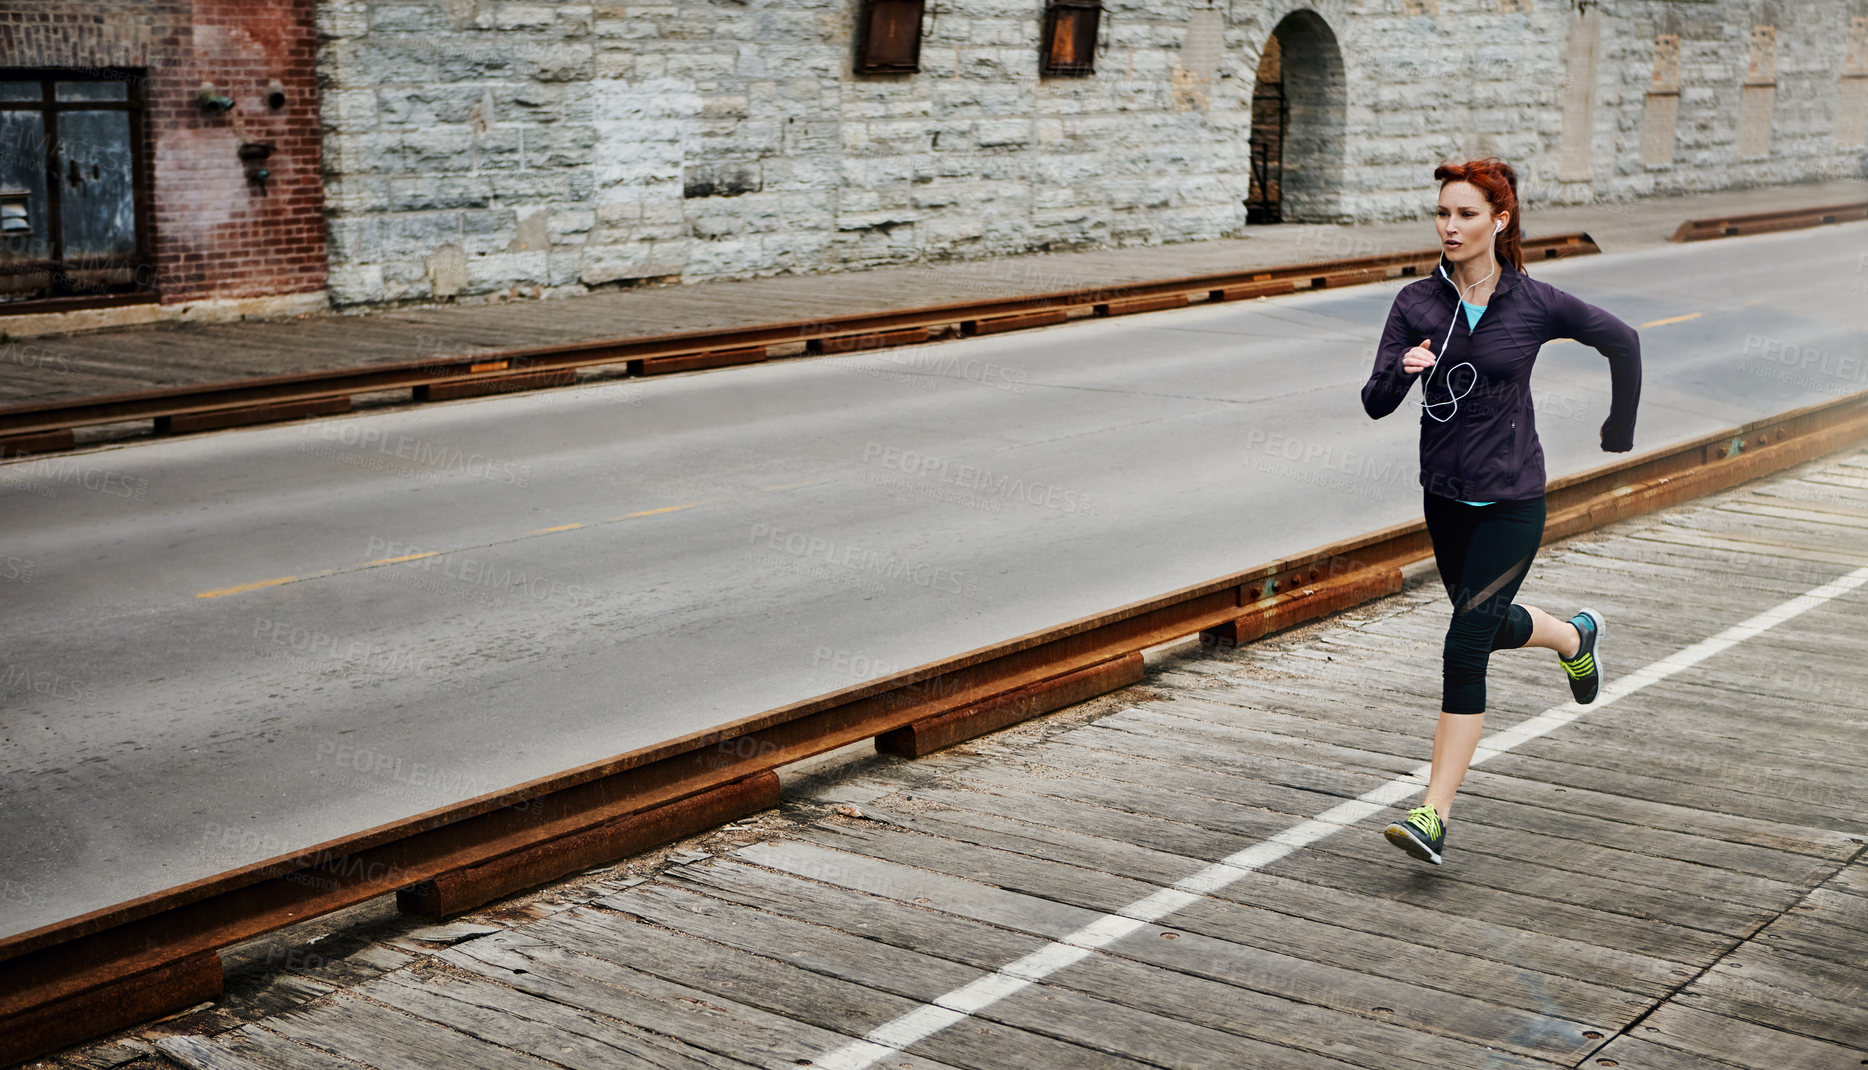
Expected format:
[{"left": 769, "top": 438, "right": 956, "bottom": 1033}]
[
  {"left": 1384, "top": 804, "right": 1445, "bottom": 865},
  {"left": 1561, "top": 608, "right": 1605, "bottom": 705}
]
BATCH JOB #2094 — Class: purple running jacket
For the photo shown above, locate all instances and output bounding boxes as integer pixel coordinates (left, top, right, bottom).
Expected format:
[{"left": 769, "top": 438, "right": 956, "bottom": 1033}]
[{"left": 1362, "top": 255, "right": 1642, "bottom": 503}]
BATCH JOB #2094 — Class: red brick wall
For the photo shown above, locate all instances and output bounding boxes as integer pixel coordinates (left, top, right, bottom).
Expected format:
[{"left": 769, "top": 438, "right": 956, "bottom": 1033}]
[{"left": 0, "top": 1, "right": 325, "bottom": 306}]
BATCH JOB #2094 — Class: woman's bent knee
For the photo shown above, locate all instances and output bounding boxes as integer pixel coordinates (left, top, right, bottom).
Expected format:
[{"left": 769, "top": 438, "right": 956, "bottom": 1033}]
[{"left": 1491, "top": 604, "right": 1533, "bottom": 651}]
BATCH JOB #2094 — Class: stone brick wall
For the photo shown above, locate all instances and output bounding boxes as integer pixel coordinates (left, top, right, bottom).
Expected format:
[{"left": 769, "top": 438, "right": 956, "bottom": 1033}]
[
  {"left": 316, "top": 0, "right": 1868, "bottom": 309},
  {"left": 1594, "top": 2, "right": 1868, "bottom": 191},
  {"left": 0, "top": 1, "right": 326, "bottom": 307}
]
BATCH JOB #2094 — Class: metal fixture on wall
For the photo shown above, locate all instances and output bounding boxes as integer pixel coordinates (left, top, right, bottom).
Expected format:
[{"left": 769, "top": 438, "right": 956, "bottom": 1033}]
[
  {"left": 195, "top": 82, "right": 234, "bottom": 113},
  {"left": 238, "top": 141, "right": 274, "bottom": 194}
]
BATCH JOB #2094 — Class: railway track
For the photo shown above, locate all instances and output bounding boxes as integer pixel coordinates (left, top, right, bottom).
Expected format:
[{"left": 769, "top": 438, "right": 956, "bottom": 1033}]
[
  {"left": 1669, "top": 200, "right": 1868, "bottom": 242},
  {"left": 6, "top": 377, "right": 1868, "bottom": 1065},
  {"left": 0, "top": 233, "right": 1601, "bottom": 458}
]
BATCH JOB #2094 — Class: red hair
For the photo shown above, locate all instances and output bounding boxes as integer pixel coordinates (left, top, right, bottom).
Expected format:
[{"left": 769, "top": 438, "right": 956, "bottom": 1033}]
[{"left": 1434, "top": 157, "right": 1523, "bottom": 272}]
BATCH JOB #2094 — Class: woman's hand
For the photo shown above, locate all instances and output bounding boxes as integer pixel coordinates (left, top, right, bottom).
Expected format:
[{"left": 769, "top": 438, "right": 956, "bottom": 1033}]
[
  {"left": 1401, "top": 337, "right": 1437, "bottom": 375},
  {"left": 1600, "top": 419, "right": 1634, "bottom": 453}
]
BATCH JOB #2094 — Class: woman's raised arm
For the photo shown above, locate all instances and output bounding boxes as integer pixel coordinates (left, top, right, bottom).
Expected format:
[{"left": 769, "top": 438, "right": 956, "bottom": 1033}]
[{"left": 1546, "top": 288, "right": 1641, "bottom": 452}]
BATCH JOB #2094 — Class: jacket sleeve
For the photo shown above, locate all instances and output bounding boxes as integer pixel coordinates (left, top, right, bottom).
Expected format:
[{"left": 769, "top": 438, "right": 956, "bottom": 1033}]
[
  {"left": 1545, "top": 286, "right": 1642, "bottom": 452},
  {"left": 1362, "top": 296, "right": 1421, "bottom": 419}
]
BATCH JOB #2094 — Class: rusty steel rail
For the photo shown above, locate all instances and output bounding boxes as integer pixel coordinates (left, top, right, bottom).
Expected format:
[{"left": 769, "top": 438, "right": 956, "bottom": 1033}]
[
  {"left": 0, "top": 233, "right": 1599, "bottom": 451},
  {"left": 1669, "top": 200, "right": 1868, "bottom": 243},
  {"left": 6, "top": 380, "right": 1868, "bottom": 1065}
]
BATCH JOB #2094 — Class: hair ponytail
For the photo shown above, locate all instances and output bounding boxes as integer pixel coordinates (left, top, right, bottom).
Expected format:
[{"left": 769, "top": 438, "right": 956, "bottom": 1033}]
[{"left": 1433, "top": 157, "right": 1524, "bottom": 273}]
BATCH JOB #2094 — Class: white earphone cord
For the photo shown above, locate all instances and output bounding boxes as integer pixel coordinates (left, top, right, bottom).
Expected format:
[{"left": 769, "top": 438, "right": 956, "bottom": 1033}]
[{"left": 1420, "top": 254, "right": 1496, "bottom": 424}]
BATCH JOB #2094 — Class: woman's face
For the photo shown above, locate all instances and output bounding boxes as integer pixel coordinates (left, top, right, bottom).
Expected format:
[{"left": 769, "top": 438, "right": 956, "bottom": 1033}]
[{"left": 1435, "top": 181, "right": 1505, "bottom": 268}]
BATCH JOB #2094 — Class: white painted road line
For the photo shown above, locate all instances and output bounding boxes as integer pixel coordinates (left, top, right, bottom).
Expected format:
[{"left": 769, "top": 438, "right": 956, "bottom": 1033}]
[{"left": 816, "top": 563, "right": 1868, "bottom": 1070}]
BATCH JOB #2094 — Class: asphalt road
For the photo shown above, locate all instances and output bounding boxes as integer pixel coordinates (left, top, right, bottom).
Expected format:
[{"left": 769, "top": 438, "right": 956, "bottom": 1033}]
[{"left": 3, "top": 222, "right": 1864, "bottom": 938}]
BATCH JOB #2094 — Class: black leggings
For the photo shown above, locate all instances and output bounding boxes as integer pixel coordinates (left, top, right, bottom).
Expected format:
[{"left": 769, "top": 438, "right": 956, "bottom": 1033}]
[{"left": 1423, "top": 492, "right": 1545, "bottom": 714}]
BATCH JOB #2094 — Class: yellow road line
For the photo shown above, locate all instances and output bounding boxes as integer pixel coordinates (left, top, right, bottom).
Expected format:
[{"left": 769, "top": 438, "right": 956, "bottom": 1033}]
[
  {"left": 610, "top": 500, "right": 710, "bottom": 521},
  {"left": 198, "top": 483, "right": 810, "bottom": 599},
  {"left": 197, "top": 575, "right": 301, "bottom": 599},
  {"left": 1641, "top": 312, "right": 1702, "bottom": 328},
  {"left": 365, "top": 552, "right": 439, "bottom": 566}
]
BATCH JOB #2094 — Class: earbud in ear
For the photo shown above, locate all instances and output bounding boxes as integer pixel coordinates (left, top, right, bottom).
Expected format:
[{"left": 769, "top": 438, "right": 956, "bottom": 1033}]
[{"left": 1494, "top": 221, "right": 1503, "bottom": 234}]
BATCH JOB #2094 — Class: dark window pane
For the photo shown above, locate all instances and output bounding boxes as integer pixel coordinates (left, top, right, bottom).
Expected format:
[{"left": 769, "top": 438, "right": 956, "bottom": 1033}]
[
  {"left": 0, "top": 111, "right": 50, "bottom": 263},
  {"left": 0, "top": 109, "right": 51, "bottom": 302},
  {"left": 0, "top": 81, "right": 42, "bottom": 102},
  {"left": 859, "top": 0, "right": 924, "bottom": 73},
  {"left": 56, "top": 81, "right": 130, "bottom": 102},
  {"left": 56, "top": 109, "right": 137, "bottom": 260}
]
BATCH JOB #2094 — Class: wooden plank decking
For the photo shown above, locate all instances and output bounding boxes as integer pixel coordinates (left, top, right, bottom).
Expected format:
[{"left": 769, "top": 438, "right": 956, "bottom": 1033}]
[{"left": 92, "top": 448, "right": 1868, "bottom": 1070}]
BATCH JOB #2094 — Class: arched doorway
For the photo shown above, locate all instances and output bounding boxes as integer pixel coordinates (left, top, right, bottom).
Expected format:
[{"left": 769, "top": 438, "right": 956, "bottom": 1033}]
[{"left": 1246, "top": 10, "right": 1347, "bottom": 224}]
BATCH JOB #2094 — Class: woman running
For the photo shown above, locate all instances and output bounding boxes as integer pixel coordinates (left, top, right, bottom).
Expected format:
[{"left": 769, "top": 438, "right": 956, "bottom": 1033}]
[{"left": 1361, "top": 157, "right": 1642, "bottom": 865}]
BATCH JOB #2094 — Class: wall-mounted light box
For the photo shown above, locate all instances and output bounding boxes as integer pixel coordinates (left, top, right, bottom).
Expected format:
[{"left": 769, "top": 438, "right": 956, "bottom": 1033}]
[{"left": 0, "top": 191, "right": 29, "bottom": 237}]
